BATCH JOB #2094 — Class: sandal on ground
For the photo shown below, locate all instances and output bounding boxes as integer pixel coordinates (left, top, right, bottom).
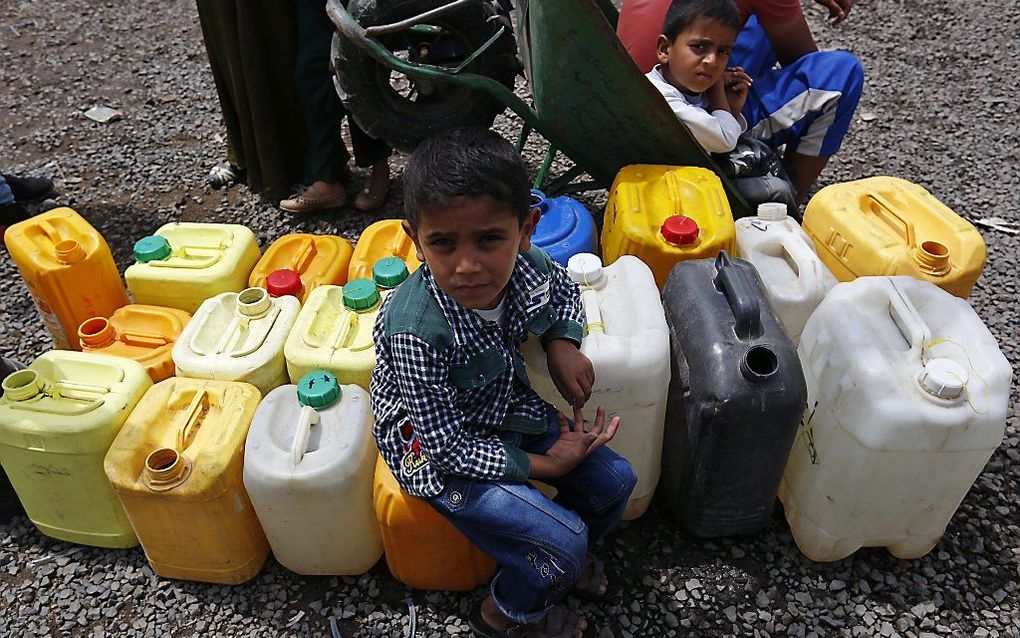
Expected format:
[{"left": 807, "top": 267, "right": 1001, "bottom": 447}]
[
  {"left": 279, "top": 187, "right": 348, "bottom": 213},
  {"left": 208, "top": 162, "right": 242, "bottom": 189},
  {"left": 571, "top": 554, "right": 610, "bottom": 601},
  {"left": 469, "top": 604, "right": 586, "bottom": 638}
]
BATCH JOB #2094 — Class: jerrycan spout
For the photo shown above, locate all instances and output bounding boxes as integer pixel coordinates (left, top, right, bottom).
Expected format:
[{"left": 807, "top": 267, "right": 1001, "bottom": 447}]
[
  {"left": 144, "top": 448, "right": 191, "bottom": 491},
  {"left": 2, "top": 369, "right": 44, "bottom": 401}
]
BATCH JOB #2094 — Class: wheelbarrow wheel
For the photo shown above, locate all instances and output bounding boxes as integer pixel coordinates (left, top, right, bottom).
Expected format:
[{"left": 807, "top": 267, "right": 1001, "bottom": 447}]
[{"left": 331, "top": 0, "right": 519, "bottom": 151}]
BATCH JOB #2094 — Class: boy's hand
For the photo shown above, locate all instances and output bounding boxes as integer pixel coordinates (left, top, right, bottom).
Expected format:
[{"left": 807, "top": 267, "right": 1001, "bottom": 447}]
[
  {"left": 724, "top": 67, "right": 752, "bottom": 117},
  {"left": 537, "top": 407, "right": 621, "bottom": 478},
  {"left": 546, "top": 339, "right": 595, "bottom": 409}
]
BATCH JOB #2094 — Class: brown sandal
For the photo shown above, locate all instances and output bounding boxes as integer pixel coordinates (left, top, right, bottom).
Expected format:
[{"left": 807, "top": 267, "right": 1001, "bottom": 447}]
[
  {"left": 279, "top": 188, "right": 348, "bottom": 213},
  {"left": 468, "top": 604, "right": 586, "bottom": 638}
]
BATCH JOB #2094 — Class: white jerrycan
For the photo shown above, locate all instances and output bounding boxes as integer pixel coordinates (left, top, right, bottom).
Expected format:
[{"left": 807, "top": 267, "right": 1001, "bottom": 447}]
[
  {"left": 243, "top": 370, "right": 381, "bottom": 575},
  {"left": 172, "top": 288, "right": 300, "bottom": 396},
  {"left": 735, "top": 203, "right": 837, "bottom": 344},
  {"left": 780, "top": 276, "right": 1013, "bottom": 562},
  {"left": 523, "top": 254, "right": 670, "bottom": 520}
]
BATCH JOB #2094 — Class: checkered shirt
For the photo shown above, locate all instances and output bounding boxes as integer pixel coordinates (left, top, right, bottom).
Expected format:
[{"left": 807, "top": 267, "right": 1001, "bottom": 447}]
[{"left": 370, "top": 250, "right": 583, "bottom": 498}]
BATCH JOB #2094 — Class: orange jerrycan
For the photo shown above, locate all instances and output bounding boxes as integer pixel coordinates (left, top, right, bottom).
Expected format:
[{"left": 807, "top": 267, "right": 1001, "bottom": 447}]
[
  {"left": 4, "top": 207, "right": 129, "bottom": 350},
  {"left": 602, "top": 165, "right": 736, "bottom": 288},
  {"left": 348, "top": 220, "right": 422, "bottom": 282},
  {"left": 802, "top": 177, "right": 987, "bottom": 298},
  {"left": 0, "top": 351, "right": 151, "bottom": 548},
  {"left": 248, "top": 233, "right": 354, "bottom": 303},
  {"left": 374, "top": 456, "right": 495, "bottom": 590},
  {"left": 78, "top": 305, "right": 191, "bottom": 382},
  {"left": 104, "top": 378, "right": 268, "bottom": 584}
]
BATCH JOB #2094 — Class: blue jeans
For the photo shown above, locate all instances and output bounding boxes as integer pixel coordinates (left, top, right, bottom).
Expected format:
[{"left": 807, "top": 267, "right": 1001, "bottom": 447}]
[
  {"left": 0, "top": 174, "right": 13, "bottom": 206},
  {"left": 427, "top": 408, "right": 637, "bottom": 624}
]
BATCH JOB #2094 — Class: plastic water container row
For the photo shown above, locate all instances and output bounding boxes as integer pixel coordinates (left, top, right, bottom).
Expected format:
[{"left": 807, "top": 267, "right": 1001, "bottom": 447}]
[
  {"left": 601, "top": 168, "right": 986, "bottom": 300},
  {"left": 0, "top": 356, "right": 493, "bottom": 588}
]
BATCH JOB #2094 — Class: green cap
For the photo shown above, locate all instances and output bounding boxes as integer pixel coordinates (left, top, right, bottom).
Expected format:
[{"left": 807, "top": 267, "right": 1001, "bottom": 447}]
[
  {"left": 372, "top": 257, "right": 410, "bottom": 289},
  {"left": 342, "top": 278, "right": 380, "bottom": 311},
  {"left": 297, "top": 370, "right": 341, "bottom": 409},
  {"left": 133, "top": 235, "right": 172, "bottom": 263}
]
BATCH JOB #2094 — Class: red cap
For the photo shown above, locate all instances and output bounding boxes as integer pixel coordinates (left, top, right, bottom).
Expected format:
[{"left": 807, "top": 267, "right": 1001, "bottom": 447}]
[
  {"left": 660, "top": 215, "right": 699, "bottom": 246},
  {"left": 266, "top": 269, "right": 304, "bottom": 298}
]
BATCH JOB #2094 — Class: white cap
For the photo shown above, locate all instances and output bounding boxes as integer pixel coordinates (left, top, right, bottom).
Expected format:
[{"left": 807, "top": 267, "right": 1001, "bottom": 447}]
[
  {"left": 918, "top": 358, "right": 968, "bottom": 400},
  {"left": 567, "top": 253, "right": 605, "bottom": 287},
  {"left": 757, "top": 202, "right": 788, "bottom": 221}
]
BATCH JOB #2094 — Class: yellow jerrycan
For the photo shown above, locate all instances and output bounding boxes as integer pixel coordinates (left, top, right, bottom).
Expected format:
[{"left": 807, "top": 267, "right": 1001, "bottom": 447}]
[
  {"left": 602, "top": 165, "right": 736, "bottom": 288},
  {"left": 348, "top": 219, "right": 422, "bottom": 281},
  {"left": 802, "top": 177, "right": 986, "bottom": 298},
  {"left": 104, "top": 378, "right": 268, "bottom": 584},
  {"left": 0, "top": 351, "right": 151, "bottom": 547},
  {"left": 4, "top": 207, "right": 129, "bottom": 350},
  {"left": 373, "top": 456, "right": 495, "bottom": 590},
  {"left": 285, "top": 260, "right": 407, "bottom": 389},
  {"left": 125, "top": 222, "right": 262, "bottom": 313},
  {"left": 78, "top": 305, "right": 191, "bottom": 383},
  {"left": 248, "top": 233, "right": 354, "bottom": 303}
]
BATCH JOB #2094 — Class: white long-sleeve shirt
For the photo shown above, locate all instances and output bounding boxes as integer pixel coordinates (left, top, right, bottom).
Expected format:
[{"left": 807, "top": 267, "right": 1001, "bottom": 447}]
[{"left": 646, "top": 65, "right": 747, "bottom": 153}]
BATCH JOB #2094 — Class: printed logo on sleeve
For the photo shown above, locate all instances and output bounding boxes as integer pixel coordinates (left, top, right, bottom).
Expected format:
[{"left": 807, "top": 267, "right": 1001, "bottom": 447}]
[
  {"left": 399, "top": 422, "right": 429, "bottom": 477},
  {"left": 524, "top": 280, "right": 551, "bottom": 314}
]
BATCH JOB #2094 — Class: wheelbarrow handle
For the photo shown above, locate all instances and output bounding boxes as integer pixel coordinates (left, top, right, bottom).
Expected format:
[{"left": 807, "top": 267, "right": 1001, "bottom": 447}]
[{"left": 356, "top": 0, "right": 482, "bottom": 38}]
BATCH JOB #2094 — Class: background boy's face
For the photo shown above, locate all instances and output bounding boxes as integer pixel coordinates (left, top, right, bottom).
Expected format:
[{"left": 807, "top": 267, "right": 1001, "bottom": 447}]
[
  {"left": 657, "top": 16, "right": 737, "bottom": 94},
  {"left": 403, "top": 196, "right": 539, "bottom": 310}
]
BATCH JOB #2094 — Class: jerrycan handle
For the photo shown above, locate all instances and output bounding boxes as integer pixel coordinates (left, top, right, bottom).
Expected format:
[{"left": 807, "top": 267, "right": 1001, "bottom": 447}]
[
  {"left": 175, "top": 389, "right": 209, "bottom": 452},
  {"left": 866, "top": 193, "right": 916, "bottom": 248},
  {"left": 781, "top": 235, "right": 824, "bottom": 285},
  {"left": 290, "top": 405, "right": 320, "bottom": 466},
  {"left": 713, "top": 251, "right": 761, "bottom": 340},
  {"left": 886, "top": 281, "right": 932, "bottom": 359},
  {"left": 333, "top": 311, "right": 360, "bottom": 349},
  {"left": 119, "top": 330, "right": 171, "bottom": 348},
  {"left": 580, "top": 289, "right": 604, "bottom": 335},
  {"left": 290, "top": 237, "right": 319, "bottom": 273},
  {"left": 37, "top": 220, "right": 65, "bottom": 245}
]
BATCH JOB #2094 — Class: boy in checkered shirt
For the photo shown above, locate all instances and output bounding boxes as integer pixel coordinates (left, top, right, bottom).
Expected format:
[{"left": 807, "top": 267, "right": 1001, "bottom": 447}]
[{"left": 370, "top": 128, "right": 636, "bottom": 638}]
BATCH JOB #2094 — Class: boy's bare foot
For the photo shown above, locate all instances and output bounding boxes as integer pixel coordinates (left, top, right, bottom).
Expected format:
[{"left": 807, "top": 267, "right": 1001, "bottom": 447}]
[
  {"left": 470, "top": 596, "right": 587, "bottom": 638},
  {"left": 574, "top": 554, "right": 608, "bottom": 599},
  {"left": 354, "top": 160, "right": 390, "bottom": 211}
]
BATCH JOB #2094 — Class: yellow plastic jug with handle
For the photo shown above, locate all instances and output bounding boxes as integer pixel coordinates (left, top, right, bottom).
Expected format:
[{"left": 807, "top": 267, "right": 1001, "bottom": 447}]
[
  {"left": 248, "top": 233, "right": 354, "bottom": 303},
  {"left": 78, "top": 305, "right": 191, "bottom": 382},
  {"left": 802, "top": 177, "right": 986, "bottom": 298},
  {"left": 348, "top": 219, "right": 421, "bottom": 282},
  {"left": 602, "top": 165, "right": 736, "bottom": 288},
  {"left": 104, "top": 378, "right": 268, "bottom": 584},
  {"left": 125, "top": 222, "right": 262, "bottom": 313},
  {"left": 0, "top": 351, "right": 151, "bottom": 547},
  {"left": 373, "top": 455, "right": 495, "bottom": 590},
  {"left": 4, "top": 207, "right": 130, "bottom": 350},
  {"left": 285, "top": 260, "right": 406, "bottom": 389}
]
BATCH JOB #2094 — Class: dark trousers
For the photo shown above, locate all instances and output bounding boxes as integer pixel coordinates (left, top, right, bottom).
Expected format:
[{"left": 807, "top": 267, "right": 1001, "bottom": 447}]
[{"left": 295, "top": 0, "right": 391, "bottom": 183}]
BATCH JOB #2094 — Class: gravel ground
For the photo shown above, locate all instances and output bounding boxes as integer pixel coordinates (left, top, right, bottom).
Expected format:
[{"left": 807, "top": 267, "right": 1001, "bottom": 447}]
[{"left": 1, "top": 0, "right": 1018, "bottom": 636}]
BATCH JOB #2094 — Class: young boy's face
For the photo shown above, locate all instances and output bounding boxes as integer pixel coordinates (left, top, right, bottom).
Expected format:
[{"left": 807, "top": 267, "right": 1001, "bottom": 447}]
[
  {"left": 657, "top": 16, "right": 738, "bottom": 94},
  {"left": 403, "top": 195, "right": 539, "bottom": 310}
]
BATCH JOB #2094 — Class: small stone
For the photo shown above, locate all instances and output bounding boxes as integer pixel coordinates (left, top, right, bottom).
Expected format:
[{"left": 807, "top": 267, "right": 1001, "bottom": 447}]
[{"left": 724, "top": 606, "right": 737, "bottom": 623}]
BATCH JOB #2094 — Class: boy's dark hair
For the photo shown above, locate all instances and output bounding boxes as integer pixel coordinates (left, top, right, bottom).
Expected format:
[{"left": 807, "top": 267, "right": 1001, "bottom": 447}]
[
  {"left": 403, "top": 127, "right": 531, "bottom": 227},
  {"left": 661, "top": 0, "right": 741, "bottom": 41}
]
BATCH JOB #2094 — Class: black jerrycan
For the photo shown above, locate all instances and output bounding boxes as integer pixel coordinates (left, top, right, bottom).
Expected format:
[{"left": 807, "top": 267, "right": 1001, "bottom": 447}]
[{"left": 661, "top": 251, "right": 806, "bottom": 537}]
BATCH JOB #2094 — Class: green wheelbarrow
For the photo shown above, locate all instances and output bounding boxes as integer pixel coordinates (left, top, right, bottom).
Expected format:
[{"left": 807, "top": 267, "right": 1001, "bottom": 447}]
[{"left": 326, "top": 0, "right": 753, "bottom": 217}]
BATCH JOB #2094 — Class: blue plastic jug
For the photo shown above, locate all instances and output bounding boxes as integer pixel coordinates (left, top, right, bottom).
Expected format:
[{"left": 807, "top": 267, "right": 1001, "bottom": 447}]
[{"left": 530, "top": 190, "right": 597, "bottom": 266}]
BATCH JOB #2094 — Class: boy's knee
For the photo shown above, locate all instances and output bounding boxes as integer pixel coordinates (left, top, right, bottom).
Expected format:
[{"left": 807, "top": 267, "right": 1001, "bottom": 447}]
[
  {"left": 615, "top": 457, "right": 638, "bottom": 501},
  {"left": 821, "top": 50, "right": 865, "bottom": 99}
]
